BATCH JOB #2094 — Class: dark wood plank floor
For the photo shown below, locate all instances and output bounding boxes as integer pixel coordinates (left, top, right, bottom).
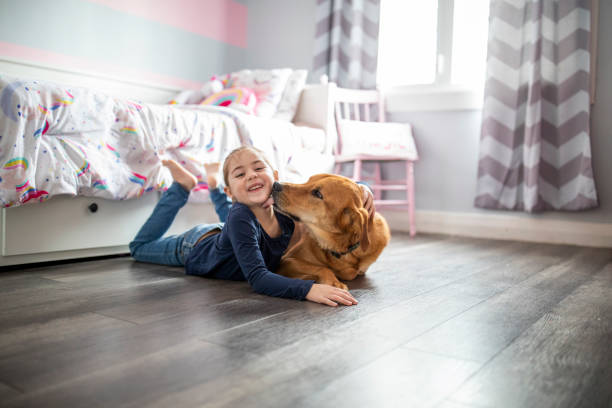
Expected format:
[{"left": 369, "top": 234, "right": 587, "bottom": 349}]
[{"left": 0, "top": 233, "right": 610, "bottom": 408}]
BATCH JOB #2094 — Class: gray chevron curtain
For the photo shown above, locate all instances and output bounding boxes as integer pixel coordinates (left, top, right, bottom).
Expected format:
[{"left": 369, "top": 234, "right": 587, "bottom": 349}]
[
  {"left": 475, "top": 0, "right": 598, "bottom": 212},
  {"left": 313, "top": 0, "right": 380, "bottom": 89}
]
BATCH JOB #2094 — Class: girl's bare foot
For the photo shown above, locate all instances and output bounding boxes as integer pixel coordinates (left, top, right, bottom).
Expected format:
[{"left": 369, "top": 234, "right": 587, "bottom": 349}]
[
  {"left": 162, "top": 159, "right": 197, "bottom": 191},
  {"left": 203, "top": 162, "right": 221, "bottom": 189}
]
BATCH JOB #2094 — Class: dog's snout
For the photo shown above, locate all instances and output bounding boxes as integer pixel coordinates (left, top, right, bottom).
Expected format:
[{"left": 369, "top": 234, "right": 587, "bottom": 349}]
[{"left": 272, "top": 182, "right": 283, "bottom": 193}]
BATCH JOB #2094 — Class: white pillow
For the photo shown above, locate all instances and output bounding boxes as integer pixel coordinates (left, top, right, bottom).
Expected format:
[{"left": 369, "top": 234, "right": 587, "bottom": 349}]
[
  {"left": 338, "top": 120, "right": 419, "bottom": 160},
  {"left": 273, "top": 69, "right": 308, "bottom": 122},
  {"left": 229, "top": 68, "right": 292, "bottom": 118}
]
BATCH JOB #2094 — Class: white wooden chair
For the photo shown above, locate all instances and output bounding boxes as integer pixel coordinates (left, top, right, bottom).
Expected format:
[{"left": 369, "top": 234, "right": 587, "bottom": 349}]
[{"left": 333, "top": 86, "right": 418, "bottom": 236}]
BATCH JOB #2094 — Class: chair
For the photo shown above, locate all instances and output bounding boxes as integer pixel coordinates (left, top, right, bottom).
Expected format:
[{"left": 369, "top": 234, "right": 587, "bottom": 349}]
[{"left": 333, "top": 86, "right": 418, "bottom": 237}]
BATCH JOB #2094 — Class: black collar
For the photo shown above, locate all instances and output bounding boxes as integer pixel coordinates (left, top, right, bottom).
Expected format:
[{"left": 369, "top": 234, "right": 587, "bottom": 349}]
[{"left": 328, "top": 241, "right": 360, "bottom": 258}]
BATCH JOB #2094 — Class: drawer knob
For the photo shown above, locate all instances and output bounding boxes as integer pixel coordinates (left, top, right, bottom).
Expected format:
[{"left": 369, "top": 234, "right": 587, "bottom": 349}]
[{"left": 88, "top": 203, "right": 99, "bottom": 213}]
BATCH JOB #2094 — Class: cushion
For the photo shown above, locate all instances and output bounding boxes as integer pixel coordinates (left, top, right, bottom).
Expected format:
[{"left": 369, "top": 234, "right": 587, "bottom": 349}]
[
  {"left": 338, "top": 120, "right": 418, "bottom": 160},
  {"left": 273, "top": 69, "right": 308, "bottom": 121},
  {"left": 200, "top": 87, "right": 257, "bottom": 114},
  {"left": 229, "top": 68, "right": 292, "bottom": 118}
]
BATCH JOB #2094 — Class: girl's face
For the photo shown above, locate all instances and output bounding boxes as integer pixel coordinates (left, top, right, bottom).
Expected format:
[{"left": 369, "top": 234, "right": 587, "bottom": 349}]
[{"left": 224, "top": 149, "right": 278, "bottom": 208}]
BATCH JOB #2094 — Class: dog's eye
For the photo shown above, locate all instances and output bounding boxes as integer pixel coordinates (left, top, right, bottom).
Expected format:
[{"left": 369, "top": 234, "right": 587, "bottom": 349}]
[{"left": 311, "top": 189, "right": 323, "bottom": 199}]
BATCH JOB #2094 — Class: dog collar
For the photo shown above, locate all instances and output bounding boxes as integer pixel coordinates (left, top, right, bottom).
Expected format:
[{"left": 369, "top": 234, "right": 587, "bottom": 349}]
[{"left": 329, "top": 241, "right": 360, "bottom": 258}]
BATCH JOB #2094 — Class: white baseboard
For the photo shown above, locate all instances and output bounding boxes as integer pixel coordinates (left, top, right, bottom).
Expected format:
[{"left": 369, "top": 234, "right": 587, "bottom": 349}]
[{"left": 381, "top": 209, "right": 612, "bottom": 248}]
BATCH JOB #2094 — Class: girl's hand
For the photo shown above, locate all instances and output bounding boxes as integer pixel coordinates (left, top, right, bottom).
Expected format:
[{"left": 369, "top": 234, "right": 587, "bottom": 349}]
[
  {"left": 359, "top": 184, "right": 375, "bottom": 217},
  {"left": 306, "top": 283, "right": 358, "bottom": 306}
]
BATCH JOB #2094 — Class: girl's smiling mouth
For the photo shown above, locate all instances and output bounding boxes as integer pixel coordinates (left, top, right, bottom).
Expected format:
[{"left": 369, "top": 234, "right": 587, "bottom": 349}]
[{"left": 248, "top": 183, "right": 264, "bottom": 192}]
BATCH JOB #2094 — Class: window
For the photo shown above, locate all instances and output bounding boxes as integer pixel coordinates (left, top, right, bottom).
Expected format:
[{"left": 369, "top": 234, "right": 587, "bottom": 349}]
[{"left": 377, "top": 0, "right": 490, "bottom": 111}]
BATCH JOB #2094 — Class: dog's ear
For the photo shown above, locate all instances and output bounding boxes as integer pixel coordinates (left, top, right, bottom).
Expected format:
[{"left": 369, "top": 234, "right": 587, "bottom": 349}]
[
  {"left": 339, "top": 207, "right": 363, "bottom": 246},
  {"left": 358, "top": 207, "right": 371, "bottom": 252},
  {"left": 340, "top": 207, "right": 371, "bottom": 252}
]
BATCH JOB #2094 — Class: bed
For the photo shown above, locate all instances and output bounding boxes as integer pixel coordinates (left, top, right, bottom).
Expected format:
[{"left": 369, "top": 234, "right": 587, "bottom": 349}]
[{"left": 0, "top": 60, "right": 337, "bottom": 266}]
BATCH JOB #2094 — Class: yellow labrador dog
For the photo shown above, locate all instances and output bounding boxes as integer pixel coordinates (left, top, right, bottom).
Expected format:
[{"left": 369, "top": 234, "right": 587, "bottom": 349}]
[{"left": 272, "top": 174, "right": 390, "bottom": 290}]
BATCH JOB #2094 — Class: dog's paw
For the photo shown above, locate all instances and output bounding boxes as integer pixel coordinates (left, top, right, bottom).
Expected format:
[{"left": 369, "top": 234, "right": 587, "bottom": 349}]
[{"left": 333, "top": 281, "right": 349, "bottom": 291}]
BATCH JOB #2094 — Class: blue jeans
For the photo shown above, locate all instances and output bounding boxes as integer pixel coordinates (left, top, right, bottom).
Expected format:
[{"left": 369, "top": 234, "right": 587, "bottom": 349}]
[{"left": 129, "top": 182, "right": 228, "bottom": 266}]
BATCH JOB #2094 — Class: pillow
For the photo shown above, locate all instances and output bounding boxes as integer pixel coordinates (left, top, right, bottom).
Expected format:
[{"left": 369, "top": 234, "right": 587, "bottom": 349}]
[
  {"left": 338, "top": 120, "right": 419, "bottom": 160},
  {"left": 168, "top": 78, "right": 224, "bottom": 105},
  {"left": 273, "top": 69, "right": 308, "bottom": 122},
  {"left": 168, "top": 89, "right": 206, "bottom": 105},
  {"left": 200, "top": 87, "right": 257, "bottom": 114},
  {"left": 229, "top": 68, "right": 292, "bottom": 118}
]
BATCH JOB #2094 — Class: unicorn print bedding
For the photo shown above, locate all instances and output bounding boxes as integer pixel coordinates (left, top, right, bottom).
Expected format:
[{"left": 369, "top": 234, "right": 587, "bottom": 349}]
[{"left": 0, "top": 75, "right": 332, "bottom": 208}]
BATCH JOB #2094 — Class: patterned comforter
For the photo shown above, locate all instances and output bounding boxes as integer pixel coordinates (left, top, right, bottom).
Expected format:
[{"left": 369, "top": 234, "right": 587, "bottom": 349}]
[{"left": 0, "top": 76, "right": 331, "bottom": 207}]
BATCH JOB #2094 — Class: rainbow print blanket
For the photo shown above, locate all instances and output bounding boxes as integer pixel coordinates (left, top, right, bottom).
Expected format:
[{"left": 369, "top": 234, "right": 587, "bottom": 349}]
[
  {"left": 0, "top": 76, "right": 272, "bottom": 207},
  {"left": 0, "top": 76, "right": 333, "bottom": 208}
]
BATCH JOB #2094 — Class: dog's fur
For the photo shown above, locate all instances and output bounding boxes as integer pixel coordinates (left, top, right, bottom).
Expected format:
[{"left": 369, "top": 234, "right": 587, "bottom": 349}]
[{"left": 272, "top": 174, "right": 390, "bottom": 290}]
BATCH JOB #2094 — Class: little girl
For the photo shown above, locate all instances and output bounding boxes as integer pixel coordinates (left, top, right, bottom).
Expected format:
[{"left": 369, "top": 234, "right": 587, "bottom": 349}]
[{"left": 130, "top": 146, "right": 364, "bottom": 307}]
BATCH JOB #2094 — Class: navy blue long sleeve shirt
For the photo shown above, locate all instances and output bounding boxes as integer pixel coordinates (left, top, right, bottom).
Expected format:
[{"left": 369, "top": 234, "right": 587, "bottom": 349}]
[
  {"left": 184, "top": 200, "right": 314, "bottom": 300},
  {"left": 208, "top": 187, "right": 232, "bottom": 223}
]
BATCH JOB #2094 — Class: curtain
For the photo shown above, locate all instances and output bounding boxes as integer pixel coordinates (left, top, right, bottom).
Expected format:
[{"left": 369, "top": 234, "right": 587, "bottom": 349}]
[
  {"left": 312, "top": 0, "right": 380, "bottom": 89},
  {"left": 475, "top": 0, "right": 598, "bottom": 212}
]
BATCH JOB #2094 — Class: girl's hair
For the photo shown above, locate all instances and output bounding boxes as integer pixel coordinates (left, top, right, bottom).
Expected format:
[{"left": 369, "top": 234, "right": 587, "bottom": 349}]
[{"left": 222, "top": 146, "right": 274, "bottom": 186}]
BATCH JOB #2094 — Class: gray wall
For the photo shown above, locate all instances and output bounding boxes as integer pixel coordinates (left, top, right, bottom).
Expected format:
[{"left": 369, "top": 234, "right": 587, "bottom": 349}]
[
  {"left": 246, "top": 0, "right": 611, "bottom": 224},
  {"left": 589, "top": 0, "right": 612, "bottom": 223}
]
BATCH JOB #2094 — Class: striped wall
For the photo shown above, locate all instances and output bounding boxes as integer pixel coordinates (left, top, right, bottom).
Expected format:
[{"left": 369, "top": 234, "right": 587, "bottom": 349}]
[
  {"left": 87, "top": 0, "right": 247, "bottom": 48},
  {"left": 0, "top": 0, "right": 248, "bottom": 89}
]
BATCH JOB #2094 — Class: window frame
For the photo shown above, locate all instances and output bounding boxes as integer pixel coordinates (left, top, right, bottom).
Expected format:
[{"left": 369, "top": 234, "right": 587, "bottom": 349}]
[{"left": 378, "top": 0, "right": 485, "bottom": 112}]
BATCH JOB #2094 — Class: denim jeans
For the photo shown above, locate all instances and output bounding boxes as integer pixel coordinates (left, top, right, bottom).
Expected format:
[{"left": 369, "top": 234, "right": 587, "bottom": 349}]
[{"left": 129, "top": 182, "right": 224, "bottom": 266}]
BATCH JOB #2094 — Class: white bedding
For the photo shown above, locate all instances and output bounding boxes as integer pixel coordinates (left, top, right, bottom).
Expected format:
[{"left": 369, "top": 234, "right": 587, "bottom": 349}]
[{"left": 0, "top": 76, "right": 333, "bottom": 207}]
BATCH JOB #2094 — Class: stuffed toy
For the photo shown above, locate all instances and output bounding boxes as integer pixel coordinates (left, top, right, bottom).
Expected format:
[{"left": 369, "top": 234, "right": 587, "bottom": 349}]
[
  {"left": 201, "top": 78, "right": 224, "bottom": 98},
  {"left": 168, "top": 77, "right": 224, "bottom": 105}
]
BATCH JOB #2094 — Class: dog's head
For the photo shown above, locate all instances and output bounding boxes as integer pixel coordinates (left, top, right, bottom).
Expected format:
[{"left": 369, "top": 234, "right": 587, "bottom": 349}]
[{"left": 272, "top": 174, "right": 373, "bottom": 255}]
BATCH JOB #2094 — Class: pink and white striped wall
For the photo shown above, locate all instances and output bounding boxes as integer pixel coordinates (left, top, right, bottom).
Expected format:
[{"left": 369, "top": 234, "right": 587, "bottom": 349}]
[
  {"left": 0, "top": 0, "right": 247, "bottom": 89},
  {"left": 87, "top": 0, "right": 247, "bottom": 48},
  {"left": 0, "top": 42, "right": 207, "bottom": 90}
]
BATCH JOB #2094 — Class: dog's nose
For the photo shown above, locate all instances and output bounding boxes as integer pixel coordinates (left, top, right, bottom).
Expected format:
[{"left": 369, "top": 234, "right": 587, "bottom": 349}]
[{"left": 272, "top": 182, "right": 283, "bottom": 193}]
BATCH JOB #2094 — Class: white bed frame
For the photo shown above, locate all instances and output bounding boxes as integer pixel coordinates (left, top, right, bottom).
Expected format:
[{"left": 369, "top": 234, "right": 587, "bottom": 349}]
[{"left": 0, "top": 57, "right": 338, "bottom": 266}]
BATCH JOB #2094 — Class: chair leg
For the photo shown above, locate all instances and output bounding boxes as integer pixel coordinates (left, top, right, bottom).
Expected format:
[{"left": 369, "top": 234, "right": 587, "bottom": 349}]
[
  {"left": 374, "top": 161, "right": 382, "bottom": 201},
  {"left": 334, "top": 161, "right": 341, "bottom": 175},
  {"left": 407, "top": 161, "right": 416, "bottom": 237},
  {"left": 353, "top": 158, "right": 362, "bottom": 182}
]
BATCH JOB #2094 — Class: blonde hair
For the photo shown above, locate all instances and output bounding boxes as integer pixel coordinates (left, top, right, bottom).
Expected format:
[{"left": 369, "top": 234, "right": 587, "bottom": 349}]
[{"left": 222, "top": 146, "right": 274, "bottom": 186}]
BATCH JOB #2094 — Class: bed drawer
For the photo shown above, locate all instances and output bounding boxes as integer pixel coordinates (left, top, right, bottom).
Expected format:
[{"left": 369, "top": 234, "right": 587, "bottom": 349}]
[{"left": 1, "top": 194, "right": 159, "bottom": 256}]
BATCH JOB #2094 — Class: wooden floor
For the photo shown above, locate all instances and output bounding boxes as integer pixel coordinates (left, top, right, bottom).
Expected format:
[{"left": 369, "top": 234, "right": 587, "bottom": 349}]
[{"left": 0, "top": 233, "right": 611, "bottom": 408}]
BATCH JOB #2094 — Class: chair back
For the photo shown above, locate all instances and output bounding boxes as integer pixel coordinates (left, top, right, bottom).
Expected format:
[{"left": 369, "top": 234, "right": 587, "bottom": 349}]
[
  {"left": 332, "top": 86, "right": 417, "bottom": 237},
  {"left": 333, "top": 87, "right": 385, "bottom": 156}
]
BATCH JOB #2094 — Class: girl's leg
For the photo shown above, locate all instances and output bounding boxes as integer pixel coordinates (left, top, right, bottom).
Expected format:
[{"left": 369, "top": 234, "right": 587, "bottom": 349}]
[
  {"left": 204, "top": 162, "right": 232, "bottom": 222},
  {"left": 129, "top": 182, "right": 190, "bottom": 266}
]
